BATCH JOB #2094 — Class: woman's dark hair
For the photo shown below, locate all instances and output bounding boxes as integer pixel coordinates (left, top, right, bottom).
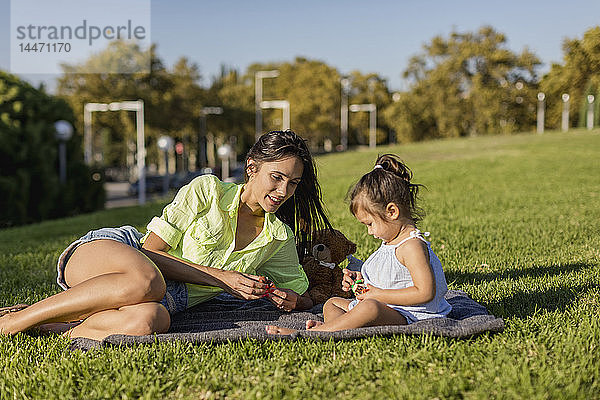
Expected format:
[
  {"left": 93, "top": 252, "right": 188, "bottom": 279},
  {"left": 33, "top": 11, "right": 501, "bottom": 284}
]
[
  {"left": 245, "top": 130, "right": 332, "bottom": 261},
  {"left": 349, "top": 154, "right": 425, "bottom": 224}
]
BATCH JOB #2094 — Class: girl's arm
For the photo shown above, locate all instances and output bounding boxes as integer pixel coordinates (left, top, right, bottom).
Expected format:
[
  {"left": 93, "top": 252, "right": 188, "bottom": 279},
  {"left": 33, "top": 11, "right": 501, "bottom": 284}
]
[
  {"left": 358, "top": 240, "right": 435, "bottom": 305},
  {"left": 141, "top": 232, "right": 269, "bottom": 300}
]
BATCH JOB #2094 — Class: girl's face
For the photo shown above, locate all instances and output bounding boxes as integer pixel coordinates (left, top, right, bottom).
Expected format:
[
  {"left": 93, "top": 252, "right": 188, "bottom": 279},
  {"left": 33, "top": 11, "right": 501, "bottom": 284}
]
[
  {"left": 354, "top": 206, "right": 402, "bottom": 244},
  {"left": 244, "top": 156, "right": 304, "bottom": 213}
]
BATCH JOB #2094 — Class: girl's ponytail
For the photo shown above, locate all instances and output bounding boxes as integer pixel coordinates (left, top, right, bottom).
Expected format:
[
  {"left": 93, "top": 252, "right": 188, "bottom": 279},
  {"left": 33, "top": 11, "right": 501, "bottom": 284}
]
[
  {"left": 376, "top": 154, "right": 412, "bottom": 183},
  {"left": 350, "top": 154, "right": 424, "bottom": 223}
]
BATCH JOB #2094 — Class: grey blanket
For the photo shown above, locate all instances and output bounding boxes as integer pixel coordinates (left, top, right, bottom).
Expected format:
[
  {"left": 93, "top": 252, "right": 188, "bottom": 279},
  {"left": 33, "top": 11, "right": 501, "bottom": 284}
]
[{"left": 70, "top": 290, "right": 504, "bottom": 351}]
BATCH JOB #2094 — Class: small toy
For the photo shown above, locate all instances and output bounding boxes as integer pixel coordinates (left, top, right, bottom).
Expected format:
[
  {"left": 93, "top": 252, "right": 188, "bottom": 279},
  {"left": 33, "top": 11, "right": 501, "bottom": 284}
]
[
  {"left": 351, "top": 279, "right": 369, "bottom": 296},
  {"left": 262, "top": 277, "right": 276, "bottom": 297}
]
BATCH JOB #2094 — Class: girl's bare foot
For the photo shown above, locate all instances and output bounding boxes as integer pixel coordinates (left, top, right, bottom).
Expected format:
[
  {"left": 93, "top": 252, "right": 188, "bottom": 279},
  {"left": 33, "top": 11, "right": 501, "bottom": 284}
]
[
  {"left": 265, "top": 325, "right": 298, "bottom": 335},
  {"left": 305, "top": 320, "right": 324, "bottom": 330}
]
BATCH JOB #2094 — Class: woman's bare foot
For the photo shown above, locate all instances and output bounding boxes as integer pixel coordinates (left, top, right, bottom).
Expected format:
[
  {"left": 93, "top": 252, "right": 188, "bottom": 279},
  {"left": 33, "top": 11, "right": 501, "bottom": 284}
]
[
  {"left": 265, "top": 325, "right": 298, "bottom": 335},
  {"left": 0, "top": 304, "right": 28, "bottom": 317},
  {"left": 305, "top": 320, "right": 324, "bottom": 330},
  {"left": 37, "top": 321, "right": 82, "bottom": 336},
  {"left": 0, "top": 312, "right": 20, "bottom": 335}
]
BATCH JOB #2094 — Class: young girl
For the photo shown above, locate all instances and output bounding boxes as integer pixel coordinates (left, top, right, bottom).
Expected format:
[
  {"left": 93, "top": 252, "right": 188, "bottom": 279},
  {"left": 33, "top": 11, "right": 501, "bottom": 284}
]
[{"left": 266, "top": 154, "right": 451, "bottom": 334}]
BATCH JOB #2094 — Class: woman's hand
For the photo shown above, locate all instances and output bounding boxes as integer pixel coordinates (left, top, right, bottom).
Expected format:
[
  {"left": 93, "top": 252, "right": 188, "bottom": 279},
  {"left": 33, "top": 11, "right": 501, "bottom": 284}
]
[
  {"left": 267, "top": 288, "right": 313, "bottom": 312},
  {"left": 219, "top": 270, "right": 269, "bottom": 300},
  {"left": 267, "top": 288, "right": 298, "bottom": 312},
  {"left": 341, "top": 268, "right": 362, "bottom": 292}
]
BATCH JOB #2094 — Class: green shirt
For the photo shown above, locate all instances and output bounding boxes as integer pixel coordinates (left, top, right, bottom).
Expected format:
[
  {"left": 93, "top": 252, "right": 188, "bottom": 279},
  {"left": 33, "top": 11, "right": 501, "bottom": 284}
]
[{"left": 144, "top": 174, "right": 308, "bottom": 308}]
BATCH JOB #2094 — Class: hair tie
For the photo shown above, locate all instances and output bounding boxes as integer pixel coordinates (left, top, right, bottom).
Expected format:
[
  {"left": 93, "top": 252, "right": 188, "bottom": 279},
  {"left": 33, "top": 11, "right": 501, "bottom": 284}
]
[{"left": 373, "top": 165, "right": 383, "bottom": 170}]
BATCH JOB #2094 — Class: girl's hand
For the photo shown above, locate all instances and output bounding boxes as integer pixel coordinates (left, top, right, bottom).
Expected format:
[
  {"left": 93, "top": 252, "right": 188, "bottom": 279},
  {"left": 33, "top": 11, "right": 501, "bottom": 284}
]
[
  {"left": 267, "top": 288, "right": 299, "bottom": 312},
  {"left": 341, "top": 269, "right": 362, "bottom": 292},
  {"left": 356, "top": 284, "right": 381, "bottom": 301},
  {"left": 220, "top": 271, "right": 269, "bottom": 300}
]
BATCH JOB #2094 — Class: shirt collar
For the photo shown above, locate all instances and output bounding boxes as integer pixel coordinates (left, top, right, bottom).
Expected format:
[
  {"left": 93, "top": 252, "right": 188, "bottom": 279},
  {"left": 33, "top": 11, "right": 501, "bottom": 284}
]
[
  {"left": 219, "top": 182, "right": 243, "bottom": 213},
  {"left": 220, "top": 183, "right": 290, "bottom": 242}
]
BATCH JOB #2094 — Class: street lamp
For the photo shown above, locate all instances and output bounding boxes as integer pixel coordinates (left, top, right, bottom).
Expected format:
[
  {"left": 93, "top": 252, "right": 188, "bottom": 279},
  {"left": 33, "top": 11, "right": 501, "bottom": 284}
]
[
  {"left": 561, "top": 94, "right": 570, "bottom": 132},
  {"left": 260, "top": 100, "right": 290, "bottom": 130},
  {"left": 217, "top": 143, "right": 233, "bottom": 181},
  {"left": 199, "top": 106, "right": 223, "bottom": 170},
  {"left": 587, "top": 95, "right": 595, "bottom": 130},
  {"left": 255, "top": 70, "right": 280, "bottom": 141},
  {"left": 157, "top": 135, "right": 174, "bottom": 196},
  {"left": 349, "top": 103, "right": 377, "bottom": 148},
  {"left": 537, "top": 92, "right": 545, "bottom": 134},
  {"left": 340, "top": 77, "right": 351, "bottom": 151},
  {"left": 84, "top": 100, "right": 146, "bottom": 204},
  {"left": 54, "top": 120, "right": 73, "bottom": 184}
]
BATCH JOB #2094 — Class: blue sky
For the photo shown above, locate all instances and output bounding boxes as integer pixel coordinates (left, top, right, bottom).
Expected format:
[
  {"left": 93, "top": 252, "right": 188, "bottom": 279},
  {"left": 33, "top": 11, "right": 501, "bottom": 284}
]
[{"left": 1, "top": 0, "right": 599, "bottom": 92}]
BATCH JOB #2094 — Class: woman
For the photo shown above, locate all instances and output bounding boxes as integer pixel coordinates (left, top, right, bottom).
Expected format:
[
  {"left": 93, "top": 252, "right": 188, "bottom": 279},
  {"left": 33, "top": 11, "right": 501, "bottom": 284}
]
[{"left": 0, "top": 130, "right": 331, "bottom": 340}]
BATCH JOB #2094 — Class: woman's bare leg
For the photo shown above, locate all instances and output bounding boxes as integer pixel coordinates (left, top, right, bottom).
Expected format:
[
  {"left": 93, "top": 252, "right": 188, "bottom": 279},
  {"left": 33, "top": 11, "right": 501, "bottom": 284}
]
[
  {"left": 0, "top": 240, "right": 166, "bottom": 336},
  {"left": 67, "top": 302, "right": 170, "bottom": 341}
]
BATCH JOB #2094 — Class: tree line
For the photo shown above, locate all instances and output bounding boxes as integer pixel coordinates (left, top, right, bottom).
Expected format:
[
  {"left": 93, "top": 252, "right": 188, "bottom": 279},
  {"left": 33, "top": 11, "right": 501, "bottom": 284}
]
[{"left": 50, "top": 25, "right": 600, "bottom": 170}]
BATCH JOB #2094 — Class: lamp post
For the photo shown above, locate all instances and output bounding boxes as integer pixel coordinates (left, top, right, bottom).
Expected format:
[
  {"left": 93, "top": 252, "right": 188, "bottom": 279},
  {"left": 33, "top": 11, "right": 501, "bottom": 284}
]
[
  {"left": 84, "top": 100, "right": 146, "bottom": 204},
  {"left": 340, "top": 77, "right": 350, "bottom": 151},
  {"left": 537, "top": 92, "right": 545, "bottom": 134},
  {"left": 587, "top": 95, "right": 595, "bottom": 130},
  {"left": 349, "top": 103, "right": 377, "bottom": 148},
  {"left": 157, "top": 135, "right": 174, "bottom": 196},
  {"left": 260, "top": 100, "right": 290, "bottom": 130},
  {"left": 255, "top": 70, "right": 280, "bottom": 141},
  {"left": 54, "top": 120, "right": 73, "bottom": 184},
  {"left": 561, "top": 94, "right": 570, "bottom": 132},
  {"left": 199, "top": 106, "right": 223, "bottom": 170},
  {"left": 217, "top": 143, "right": 233, "bottom": 181}
]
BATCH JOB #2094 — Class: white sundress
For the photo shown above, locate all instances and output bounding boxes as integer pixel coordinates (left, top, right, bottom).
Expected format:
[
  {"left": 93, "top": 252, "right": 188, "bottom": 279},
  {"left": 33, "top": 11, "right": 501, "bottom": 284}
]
[{"left": 348, "top": 230, "right": 451, "bottom": 324}]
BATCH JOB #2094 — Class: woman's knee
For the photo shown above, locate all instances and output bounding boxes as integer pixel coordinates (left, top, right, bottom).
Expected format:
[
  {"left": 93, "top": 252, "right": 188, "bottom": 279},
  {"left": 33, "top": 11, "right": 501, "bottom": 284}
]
[
  {"left": 125, "top": 264, "right": 166, "bottom": 303},
  {"left": 65, "top": 240, "right": 165, "bottom": 300},
  {"left": 120, "top": 303, "right": 170, "bottom": 336}
]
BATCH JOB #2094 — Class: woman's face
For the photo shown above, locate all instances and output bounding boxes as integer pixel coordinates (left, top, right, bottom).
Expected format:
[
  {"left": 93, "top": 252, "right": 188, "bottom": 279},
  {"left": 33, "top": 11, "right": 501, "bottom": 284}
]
[{"left": 244, "top": 156, "right": 304, "bottom": 213}]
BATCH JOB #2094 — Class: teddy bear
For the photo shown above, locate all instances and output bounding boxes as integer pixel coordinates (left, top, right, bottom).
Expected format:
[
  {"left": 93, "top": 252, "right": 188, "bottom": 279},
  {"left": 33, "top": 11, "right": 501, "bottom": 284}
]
[{"left": 300, "top": 228, "right": 363, "bottom": 305}]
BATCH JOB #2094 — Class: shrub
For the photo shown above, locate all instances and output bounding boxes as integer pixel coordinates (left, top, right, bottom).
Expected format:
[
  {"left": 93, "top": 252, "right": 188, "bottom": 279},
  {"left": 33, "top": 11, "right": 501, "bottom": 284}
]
[{"left": 0, "top": 70, "right": 104, "bottom": 227}]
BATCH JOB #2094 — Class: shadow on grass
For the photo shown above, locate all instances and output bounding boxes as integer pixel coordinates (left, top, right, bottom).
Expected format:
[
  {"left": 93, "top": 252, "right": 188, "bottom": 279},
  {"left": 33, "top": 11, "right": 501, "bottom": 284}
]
[
  {"left": 485, "top": 283, "right": 600, "bottom": 319},
  {"left": 446, "top": 262, "right": 592, "bottom": 285},
  {"left": 447, "top": 262, "right": 599, "bottom": 319}
]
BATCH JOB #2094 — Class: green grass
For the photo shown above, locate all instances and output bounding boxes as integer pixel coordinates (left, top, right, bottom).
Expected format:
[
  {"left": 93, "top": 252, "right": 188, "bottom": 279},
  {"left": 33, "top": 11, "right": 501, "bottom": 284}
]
[{"left": 1, "top": 129, "right": 599, "bottom": 399}]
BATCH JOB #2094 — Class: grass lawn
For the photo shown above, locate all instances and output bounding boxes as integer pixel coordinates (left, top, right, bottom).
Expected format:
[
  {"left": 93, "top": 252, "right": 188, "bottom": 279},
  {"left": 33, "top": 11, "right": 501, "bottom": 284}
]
[{"left": 1, "top": 129, "right": 599, "bottom": 399}]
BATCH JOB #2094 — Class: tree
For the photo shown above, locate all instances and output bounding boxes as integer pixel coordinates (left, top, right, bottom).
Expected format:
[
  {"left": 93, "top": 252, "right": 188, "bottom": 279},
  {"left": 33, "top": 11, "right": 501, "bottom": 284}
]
[
  {"left": 239, "top": 58, "right": 391, "bottom": 149},
  {"left": 383, "top": 26, "right": 541, "bottom": 141},
  {"left": 0, "top": 70, "right": 103, "bottom": 227},
  {"left": 343, "top": 71, "right": 392, "bottom": 146},
  {"left": 57, "top": 41, "right": 205, "bottom": 173},
  {"left": 540, "top": 26, "right": 600, "bottom": 129},
  {"left": 244, "top": 58, "right": 342, "bottom": 149}
]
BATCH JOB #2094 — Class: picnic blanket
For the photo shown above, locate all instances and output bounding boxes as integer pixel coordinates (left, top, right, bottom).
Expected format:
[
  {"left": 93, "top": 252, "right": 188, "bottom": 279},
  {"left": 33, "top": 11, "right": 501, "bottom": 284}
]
[{"left": 70, "top": 290, "right": 504, "bottom": 351}]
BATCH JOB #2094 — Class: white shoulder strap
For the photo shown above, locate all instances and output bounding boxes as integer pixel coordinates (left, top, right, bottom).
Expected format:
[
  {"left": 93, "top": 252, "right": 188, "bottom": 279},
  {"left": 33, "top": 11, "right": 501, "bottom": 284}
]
[{"left": 394, "top": 229, "right": 430, "bottom": 247}]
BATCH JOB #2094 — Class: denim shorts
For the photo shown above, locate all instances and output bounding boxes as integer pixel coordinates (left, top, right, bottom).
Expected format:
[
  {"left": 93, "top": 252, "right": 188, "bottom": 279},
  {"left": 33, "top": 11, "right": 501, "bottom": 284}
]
[{"left": 56, "top": 225, "right": 188, "bottom": 315}]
